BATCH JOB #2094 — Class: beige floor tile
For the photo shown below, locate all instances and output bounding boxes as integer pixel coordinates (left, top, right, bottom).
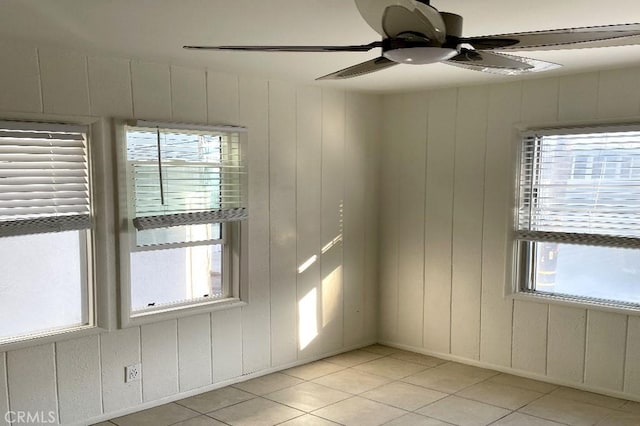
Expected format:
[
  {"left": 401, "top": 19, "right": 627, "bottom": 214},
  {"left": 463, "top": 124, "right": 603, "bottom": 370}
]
[
  {"left": 110, "top": 403, "right": 200, "bottom": 426},
  {"left": 456, "top": 381, "right": 544, "bottom": 409},
  {"left": 177, "top": 386, "right": 254, "bottom": 413},
  {"left": 312, "top": 368, "right": 391, "bottom": 394},
  {"left": 388, "top": 351, "right": 447, "bottom": 367},
  {"left": 596, "top": 411, "right": 640, "bottom": 426},
  {"left": 550, "top": 387, "right": 627, "bottom": 409},
  {"left": 323, "top": 350, "right": 384, "bottom": 367},
  {"left": 520, "top": 394, "right": 616, "bottom": 426},
  {"left": 232, "top": 372, "right": 303, "bottom": 395},
  {"left": 487, "top": 374, "right": 558, "bottom": 394},
  {"left": 620, "top": 401, "right": 640, "bottom": 414},
  {"left": 492, "top": 412, "right": 565, "bottom": 425},
  {"left": 416, "top": 395, "right": 511, "bottom": 426},
  {"left": 360, "top": 344, "right": 399, "bottom": 355},
  {"left": 353, "top": 357, "right": 428, "bottom": 379},
  {"left": 383, "top": 413, "right": 454, "bottom": 425},
  {"left": 313, "top": 396, "right": 406, "bottom": 426},
  {"left": 172, "top": 415, "right": 227, "bottom": 426},
  {"left": 361, "top": 381, "right": 448, "bottom": 411},
  {"left": 209, "top": 397, "right": 303, "bottom": 426},
  {"left": 265, "top": 382, "right": 351, "bottom": 412},
  {"left": 402, "top": 362, "right": 498, "bottom": 393},
  {"left": 283, "top": 360, "right": 345, "bottom": 380},
  {"left": 278, "top": 414, "right": 341, "bottom": 425}
]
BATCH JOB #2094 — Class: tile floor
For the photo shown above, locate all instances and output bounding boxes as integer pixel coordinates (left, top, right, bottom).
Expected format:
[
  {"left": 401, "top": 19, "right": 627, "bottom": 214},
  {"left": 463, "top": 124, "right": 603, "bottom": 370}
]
[{"left": 94, "top": 345, "right": 640, "bottom": 426}]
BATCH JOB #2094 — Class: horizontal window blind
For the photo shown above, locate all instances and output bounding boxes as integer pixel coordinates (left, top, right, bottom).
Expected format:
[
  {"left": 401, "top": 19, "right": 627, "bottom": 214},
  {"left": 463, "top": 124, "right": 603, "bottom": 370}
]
[
  {"left": 517, "top": 129, "right": 640, "bottom": 247},
  {"left": 126, "top": 124, "right": 247, "bottom": 231},
  {"left": 0, "top": 122, "right": 90, "bottom": 237}
]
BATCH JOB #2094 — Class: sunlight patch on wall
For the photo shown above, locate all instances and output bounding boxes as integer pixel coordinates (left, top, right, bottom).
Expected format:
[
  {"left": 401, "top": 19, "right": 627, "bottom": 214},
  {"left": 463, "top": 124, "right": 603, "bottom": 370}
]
[
  {"left": 297, "top": 255, "right": 318, "bottom": 274},
  {"left": 322, "top": 265, "right": 342, "bottom": 328},
  {"left": 298, "top": 287, "right": 318, "bottom": 350}
]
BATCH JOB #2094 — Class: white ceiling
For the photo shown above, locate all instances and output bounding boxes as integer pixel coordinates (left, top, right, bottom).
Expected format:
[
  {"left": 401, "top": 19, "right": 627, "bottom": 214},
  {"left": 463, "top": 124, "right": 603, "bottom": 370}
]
[{"left": 2, "top": 0, "right": 640, "bottom": 93}]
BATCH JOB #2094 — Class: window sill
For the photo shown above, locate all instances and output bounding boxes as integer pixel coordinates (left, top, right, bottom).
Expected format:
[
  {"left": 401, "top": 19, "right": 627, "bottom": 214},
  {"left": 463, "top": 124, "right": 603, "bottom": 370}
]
[
  {"left": 0, "top": 324, "right": 102, "bottom": 353},
  {"left": 508, "top": 290, "right": 640, "bottom": 316},
  {"left": 122, "top": 297, "right": 247, "bottom": 328}
]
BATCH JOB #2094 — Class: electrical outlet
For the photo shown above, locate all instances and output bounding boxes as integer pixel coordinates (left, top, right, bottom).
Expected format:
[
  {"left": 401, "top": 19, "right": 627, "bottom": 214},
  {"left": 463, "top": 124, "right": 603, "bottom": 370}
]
[{"left": 125, "top": 363, "right": 141, "bottom": 383}]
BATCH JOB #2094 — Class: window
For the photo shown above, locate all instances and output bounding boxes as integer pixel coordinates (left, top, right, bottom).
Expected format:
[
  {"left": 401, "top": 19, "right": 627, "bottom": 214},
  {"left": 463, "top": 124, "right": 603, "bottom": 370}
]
[
  {"left": 516, "top": 126, "right": 640, "bottom": 308},
  {"left": 0, "top": 121, "right": 94, "bottom": 344},
  {"left": 119, "top": 121, "right": 247, "bottom": 321}
]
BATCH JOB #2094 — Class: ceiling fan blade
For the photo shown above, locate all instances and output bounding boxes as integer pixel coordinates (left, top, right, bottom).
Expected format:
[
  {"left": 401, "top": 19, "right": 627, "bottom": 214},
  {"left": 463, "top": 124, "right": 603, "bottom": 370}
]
[
  {"left": 183, "top": 42, "right": 382, "bottom": 52},
  {"left": 460, "top": 23, "right": 640, "bottom": 51},
  {"left": 317, "top": 57, "right": 397, "bottom": 80},
  {"left": 355, "top": 0, "right": 445, "bottom": 42},
  {"left": 446, "top": 50, "right": 561, "bottom": 75},
  {"left": 382, "top": 4, "right": 446, "bottom": 43}
]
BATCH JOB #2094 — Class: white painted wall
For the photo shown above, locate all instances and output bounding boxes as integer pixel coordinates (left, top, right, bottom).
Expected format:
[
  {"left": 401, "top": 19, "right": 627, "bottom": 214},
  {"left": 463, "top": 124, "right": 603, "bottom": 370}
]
[
  {"left": 0, "top": 39, "right": 380, "bottom": 425},
  {"left": 379, "top": 68, "right": 640, "bottom": 401}
]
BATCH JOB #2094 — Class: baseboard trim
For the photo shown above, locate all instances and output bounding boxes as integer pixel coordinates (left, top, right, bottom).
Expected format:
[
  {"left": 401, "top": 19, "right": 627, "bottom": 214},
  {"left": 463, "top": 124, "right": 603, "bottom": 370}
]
[
  {"left": 80, "top": 340, "right": 376, "bottom": 426},
  {"left": 378, "top": 340, "right": 640, "bottom": 404}
]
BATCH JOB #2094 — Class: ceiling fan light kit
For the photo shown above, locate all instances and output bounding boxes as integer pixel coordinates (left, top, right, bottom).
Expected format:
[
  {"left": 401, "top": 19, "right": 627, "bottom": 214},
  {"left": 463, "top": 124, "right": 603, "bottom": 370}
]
[{"left": 184, "top": 0, "right": 640, "bottom": 80}]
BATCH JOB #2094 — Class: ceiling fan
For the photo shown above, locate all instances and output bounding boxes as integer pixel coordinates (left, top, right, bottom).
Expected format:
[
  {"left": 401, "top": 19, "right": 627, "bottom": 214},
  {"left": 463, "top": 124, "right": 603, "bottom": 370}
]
[{"left": 183, "top": 0, "right": 640, "bottom": 80}]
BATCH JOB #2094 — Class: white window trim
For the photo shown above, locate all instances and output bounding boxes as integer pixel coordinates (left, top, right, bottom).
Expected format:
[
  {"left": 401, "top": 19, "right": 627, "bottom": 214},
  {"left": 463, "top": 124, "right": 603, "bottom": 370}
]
[
  {"left": 114, "top": 120, "right": 248, "bottom": 328},
  {"left": 0, "top": 115, "right": 116, "bottom": 352},
  {"left": 506, "top": 121, "right": 640, "bottom": 316}
]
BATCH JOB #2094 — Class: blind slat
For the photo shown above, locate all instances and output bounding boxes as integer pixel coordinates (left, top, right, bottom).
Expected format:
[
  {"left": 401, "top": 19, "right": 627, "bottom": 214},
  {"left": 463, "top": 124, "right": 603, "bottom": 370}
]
[
  {"left": 518, "top": 130, "right": 640, "bottom": 239},
  {"left": 126, "top": 124, "right": 247, "bottom": 233},
  {"left": 0, "top": 122, "right": 90, "bottom": 235}
]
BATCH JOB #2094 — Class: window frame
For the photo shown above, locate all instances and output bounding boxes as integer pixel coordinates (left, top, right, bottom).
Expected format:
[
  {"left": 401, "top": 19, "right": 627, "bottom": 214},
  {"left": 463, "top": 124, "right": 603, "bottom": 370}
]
[
  {"left": 115, "top": 120, "right": 248, "bottom": 328},
  {"left": 510, "top": 122, "right": 640, "bottom": 314},
  {"left": 0, "top": 116, "right": 115, "bottom": 352}
]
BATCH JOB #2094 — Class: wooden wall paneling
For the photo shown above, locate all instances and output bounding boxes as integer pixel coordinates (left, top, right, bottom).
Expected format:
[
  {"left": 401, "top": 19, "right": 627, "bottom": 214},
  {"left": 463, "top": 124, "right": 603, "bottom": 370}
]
[
  {"left": 480, "top": 81, "right": 521, "bottom": 367},
  {"left": 423, "top": 88, "right": 457, "bottom": 354},
  {"left": 239, "top": 77, "right": 271, "bottom": 374},
  {"left": 450, "top": 85, "right": 489, "bottom": 360},
  {"left": 268, "top": 81, "right": 298, "bottom": 366}
]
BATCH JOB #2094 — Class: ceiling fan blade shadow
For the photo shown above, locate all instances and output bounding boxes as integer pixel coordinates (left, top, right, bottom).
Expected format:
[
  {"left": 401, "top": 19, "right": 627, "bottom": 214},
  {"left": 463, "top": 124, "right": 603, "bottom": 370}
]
[
  {"left": 461, "top": 23, "right": 640, "bottom": 51},
  {"left": 183, "top": 42, "right": 382, "bottom": 52},
  {"left": 317, "top": 57, "right": 397, "bottom": 80},
  {"left": 445, "top": 50, "right": 561, "bottom": 75}
]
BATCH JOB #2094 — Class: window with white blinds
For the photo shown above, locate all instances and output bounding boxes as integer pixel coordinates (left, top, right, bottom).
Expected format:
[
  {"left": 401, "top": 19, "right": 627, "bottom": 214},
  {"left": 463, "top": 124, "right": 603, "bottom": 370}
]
[
  {"left": 0, "top": 121, "right": 90, "bottom": 237},
  {"left": 517, "top": 127, "right": 640, "bottom": 248},
  {"left": 516, "top": 125, "right": 640, "bottom": 308},
  {"left": 125, "top": 121, "right": 247, "bottom": 235}
]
